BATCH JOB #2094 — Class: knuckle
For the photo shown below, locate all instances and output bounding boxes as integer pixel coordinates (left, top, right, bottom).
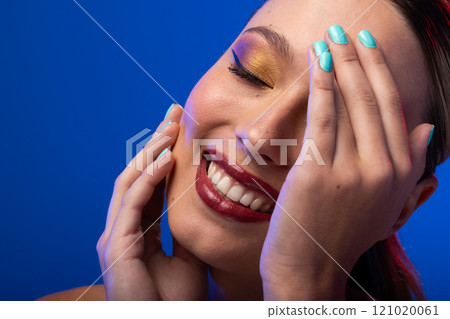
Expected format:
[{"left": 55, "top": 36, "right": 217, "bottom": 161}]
[
  {"left": 114, "top": 172, "right": 130, "bottom": 190},
  {"left": 312, "top": 113, "right": 336, "bottom": 131},
  {"left": 397, "top": 159, "right": 414, "bottom": 179},
  {"left": 114, "top": 173, "right": 123, "bottom": 188},
  {"left": 352, "top": 87, "right": 378, "bottom": 108},
  {"left": 383, "top": 90, "right": 403, "bottom": 116},
  {"left": 107, "top": 236, "right": 142, "bottom": 264},
  {"left": 103, "top": 249, "right": 116, "bottom": 267},
  {"left": 104, "top": 239, "right": 122, "bottom": 264},
  {"left": 368, "top": 159, "right": 394, "bottom": 184},
  {"left": 96, "top": 233, "right": 105, "bottom": 253},
  {"left": 120, "top": 190, "right": 132, "bottom": 209},
  {"left": 337, "top": 52, "right": 359, "bottom": 64},
  {"left": 312, "top": 76, "right": 334, "bottom": 92}
]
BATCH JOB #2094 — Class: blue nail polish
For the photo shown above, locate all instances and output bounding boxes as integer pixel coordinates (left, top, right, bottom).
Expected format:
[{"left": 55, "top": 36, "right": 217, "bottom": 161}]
[
  {"left": 164, "top": 103, "right": 175, "bottom": 120},
  {"left": 157, "top": 148, "right": 168, "bottom": 160},
  {"left": 428, "top": 126, "right": 435, "bottom": 146},
  {"left": 313, "top": 40, "right": 329, "bottom": 56},
  {"left": 159, "top": 120, "right": 173, "bottom": 132},
  {"left": 358, "top": 30, "right": 377, "bottom": 48},
  {"left": 320, "top": 52, "right": 333, "bottom": 72},
  {"left": 314, "top": 41, "right": 333, "bottom": 72},
  {"left": 328, "top": 24, "right": 348, "bottom": 44}
]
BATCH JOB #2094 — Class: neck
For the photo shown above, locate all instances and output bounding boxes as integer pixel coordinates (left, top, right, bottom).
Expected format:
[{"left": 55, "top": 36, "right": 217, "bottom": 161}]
[{"left": 209, "top": 266, "right": 264, "bottom": 300}]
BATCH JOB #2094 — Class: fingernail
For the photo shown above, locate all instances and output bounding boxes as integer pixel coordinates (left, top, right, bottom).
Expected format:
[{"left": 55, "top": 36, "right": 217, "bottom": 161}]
[
  {"left": 159, "top": 120, "right": 173, "bottom": 132},
  {"left": 328, "top": 24, "right": 348, "bottom": 44},
  {"left": 428, "top": 125, "right": 435, "bottom": 146},
  {"left": 358, "top": 30, "right": 377, "bottom": 48},
  {"left": 157, "top": 148, "right": 169, "bottom": 160},
  {"left": 320, "top": 52, "right": 333, "bottom": 72},
  {"left": 314, "top": 41, "right": 333, "bottom": 72},
  {"left": 313, "top": 40, "right": 329, "bottom": 56},
  {"left": 164, "top": 103, "right": 175, "bottom": 120}
]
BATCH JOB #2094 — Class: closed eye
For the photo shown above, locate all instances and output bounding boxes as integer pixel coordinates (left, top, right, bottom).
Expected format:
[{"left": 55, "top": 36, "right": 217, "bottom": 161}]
[{"left": 228, "top": 49, "right": 274, "bottom": 89}]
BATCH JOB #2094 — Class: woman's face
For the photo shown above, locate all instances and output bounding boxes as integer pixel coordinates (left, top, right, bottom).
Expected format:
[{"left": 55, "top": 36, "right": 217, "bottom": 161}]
[{"left": 166, "top": 0, "right": 428, "bottom": 276}]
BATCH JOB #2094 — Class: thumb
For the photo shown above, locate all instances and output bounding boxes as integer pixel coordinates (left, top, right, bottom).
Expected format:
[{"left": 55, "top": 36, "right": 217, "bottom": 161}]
[{"left": 409, "top": 123, "right": 434, "bottom": 181}]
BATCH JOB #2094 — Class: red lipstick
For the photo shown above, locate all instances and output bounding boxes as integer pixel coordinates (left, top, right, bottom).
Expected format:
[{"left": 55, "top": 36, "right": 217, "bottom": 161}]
[{"left": 195, "top": 148, "right": 280, "bottom": 223}]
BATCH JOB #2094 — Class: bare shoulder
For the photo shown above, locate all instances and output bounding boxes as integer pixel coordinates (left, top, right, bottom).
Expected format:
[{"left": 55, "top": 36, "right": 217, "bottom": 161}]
[{"left": 37, "top": 284, "right": 106, "bottom": 301}]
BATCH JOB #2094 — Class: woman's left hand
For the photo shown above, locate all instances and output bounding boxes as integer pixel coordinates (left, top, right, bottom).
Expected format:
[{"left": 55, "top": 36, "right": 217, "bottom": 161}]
[{"left": 260, "top": 29, "right": 434, "bottom": 300}]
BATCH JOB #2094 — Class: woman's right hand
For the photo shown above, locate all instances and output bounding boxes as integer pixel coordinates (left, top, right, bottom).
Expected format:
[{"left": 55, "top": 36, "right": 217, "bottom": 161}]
[{"left": 96, "top": 104, "right": 208, "bottom": 300}]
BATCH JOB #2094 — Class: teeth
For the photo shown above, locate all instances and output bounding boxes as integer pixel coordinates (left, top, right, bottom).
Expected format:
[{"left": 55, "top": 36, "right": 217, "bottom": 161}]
[
  {"left": 206, "top": 160, "right": 274, "bottom": 213},
  {"left": 227, "top": 185, "right": 245, "bottom": 202},
  {"left": 217, "top": 176, "right": 232, "bottom": 194},
  {"left": 250, "top": 198, "right": 264, "bottom": 211},
  {"left": 239, "top": 193, "right": 254, "bottom": 206},
  {"left": 260, "top": 203, "right": 271, "bottom": 213},
  {"left": 207, "top": 161, "right": 217, "bottom": 178},
  {"left": 212, "top": 171, "right": 222, "bottom": 184}
]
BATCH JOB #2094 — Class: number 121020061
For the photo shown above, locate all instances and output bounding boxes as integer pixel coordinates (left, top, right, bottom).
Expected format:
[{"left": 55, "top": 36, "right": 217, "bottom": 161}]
[{"left": 373, "top": 305, "right": 439, "bottom": 316}]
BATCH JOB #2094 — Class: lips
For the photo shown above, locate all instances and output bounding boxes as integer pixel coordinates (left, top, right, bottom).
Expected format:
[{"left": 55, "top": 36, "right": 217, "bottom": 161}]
[{"left": 195, "top": 148, "right": 280, "bottom": 223}]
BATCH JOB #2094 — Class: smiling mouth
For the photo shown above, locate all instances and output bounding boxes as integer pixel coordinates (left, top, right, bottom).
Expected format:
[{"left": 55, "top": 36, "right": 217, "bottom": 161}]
[
  {"left": 195, "top": 148, "right": 279, "bottom": 223},
  {"left": 206, "top": 159, "right": 274, "bottom": 214}
]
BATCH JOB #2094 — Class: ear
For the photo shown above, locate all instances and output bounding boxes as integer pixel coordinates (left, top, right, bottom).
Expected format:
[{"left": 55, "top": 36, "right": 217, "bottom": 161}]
[{"left": 387, "top": 175, "right": 438, "bottom": 237}]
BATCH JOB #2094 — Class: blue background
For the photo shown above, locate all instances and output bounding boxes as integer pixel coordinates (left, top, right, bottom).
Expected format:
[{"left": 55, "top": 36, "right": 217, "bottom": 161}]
[{"left": 1, "top": 0, "right": 448, "bottom": 301}]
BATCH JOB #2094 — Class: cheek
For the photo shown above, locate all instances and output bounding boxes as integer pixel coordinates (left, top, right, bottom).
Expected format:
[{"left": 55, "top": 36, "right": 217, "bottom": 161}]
[
  {"left": 184, "top": 66, "right": 227, "bottom": 129},
  {"left": 182, "top": 60, "right": 249, "bottom": 138}
]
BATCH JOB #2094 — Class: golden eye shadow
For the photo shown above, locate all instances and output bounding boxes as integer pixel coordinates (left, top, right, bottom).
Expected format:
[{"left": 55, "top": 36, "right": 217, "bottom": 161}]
[{"left": 232, "top": 38, "right": 281, "bottom": 88}]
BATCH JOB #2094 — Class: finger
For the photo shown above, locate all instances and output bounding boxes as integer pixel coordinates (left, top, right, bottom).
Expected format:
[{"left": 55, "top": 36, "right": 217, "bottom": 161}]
[
  {"left": 101, "top": 117, "right": 180, "bottom": 248},
  {"left": 409, "top": 124, "right": 434, "bottom": 181},
  {"left": 304, "top": 41, "right": 336, "bottom": 164},
  {"left": 128, "top": 104, "right": 183, "bottom": 173},
  {"left": 155, "top": 104, "right": 184, "bottom": 133},
  {"left": 325, "top": 25, "right": 388, "bottom": 159},
  {"left": 333, "top": 77, "right": 357, "bottom": 158},
  {"left": 353, "top": 30, "right": 411, "bottom": 170},
  {"left": 113, "top": 149, "right": 175, "bottom": 238},
  {"left": 118, "top": 104, "right": 183, "bottom": 194},
  {"left": 105, "top": 123, "right": 178, "bottom": 230}
]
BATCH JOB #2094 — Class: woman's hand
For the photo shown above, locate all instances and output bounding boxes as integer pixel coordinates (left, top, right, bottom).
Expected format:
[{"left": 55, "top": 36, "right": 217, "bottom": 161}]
[
  {"left": 97, "top": 105, "right": 208, "bottom": 300},
  {"left": 260, "top": 28, "right": 434, "bottom": 300}
]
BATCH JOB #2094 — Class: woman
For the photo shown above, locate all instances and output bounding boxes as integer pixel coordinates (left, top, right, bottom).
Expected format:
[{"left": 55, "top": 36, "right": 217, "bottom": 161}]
[{"left": 40, "top": 0, "right": 450, "bottom": 301}]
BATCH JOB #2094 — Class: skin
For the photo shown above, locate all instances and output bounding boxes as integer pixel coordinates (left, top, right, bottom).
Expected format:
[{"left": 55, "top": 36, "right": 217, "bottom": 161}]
[{"left": 40, "top": 0, "right": 439, "bottom": 301}]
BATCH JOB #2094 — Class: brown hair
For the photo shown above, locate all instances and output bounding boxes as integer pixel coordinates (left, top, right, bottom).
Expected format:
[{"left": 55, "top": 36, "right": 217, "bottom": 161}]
[{"left": 249, "top": 0, "right": 450, "bottom": 300}]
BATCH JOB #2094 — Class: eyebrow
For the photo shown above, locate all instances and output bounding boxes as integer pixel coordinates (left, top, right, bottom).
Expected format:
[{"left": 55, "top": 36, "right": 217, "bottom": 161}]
[{"left": 243, "top": 26, "right": 294, "bottom": 64}]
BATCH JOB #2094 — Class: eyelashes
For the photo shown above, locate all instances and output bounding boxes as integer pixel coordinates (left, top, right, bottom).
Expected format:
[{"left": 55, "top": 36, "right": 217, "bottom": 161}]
[{"left": 228, "top": 49, "right": 274, "bottom": 89}]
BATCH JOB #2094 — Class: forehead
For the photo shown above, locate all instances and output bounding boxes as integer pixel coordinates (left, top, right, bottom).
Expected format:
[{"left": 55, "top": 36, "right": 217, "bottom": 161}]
[{"left": 245, "top": 0, "right": 428, "bottom": 129}]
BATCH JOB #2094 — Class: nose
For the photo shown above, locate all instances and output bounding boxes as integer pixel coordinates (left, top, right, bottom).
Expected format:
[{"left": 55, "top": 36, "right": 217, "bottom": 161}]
[{"left": 235, "top": 90, "right": 307, "bottom": 166}]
